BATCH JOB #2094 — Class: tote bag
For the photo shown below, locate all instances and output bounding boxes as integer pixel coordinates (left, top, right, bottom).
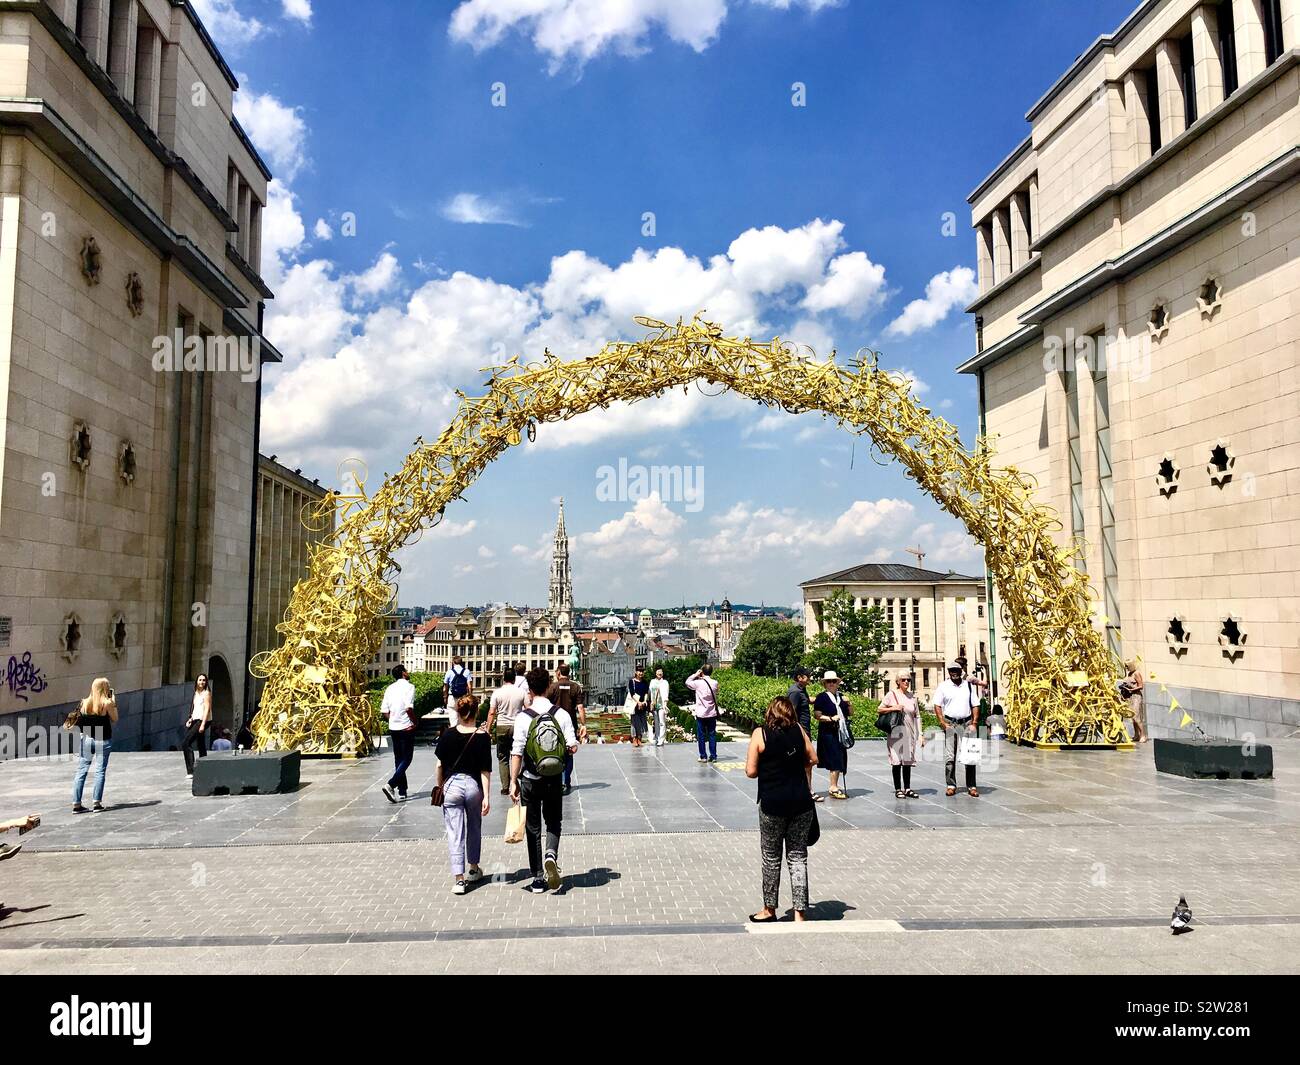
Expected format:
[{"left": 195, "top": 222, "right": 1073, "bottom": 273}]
[{"left": 957, "top": 734, "right": 983, "bottom": 766}]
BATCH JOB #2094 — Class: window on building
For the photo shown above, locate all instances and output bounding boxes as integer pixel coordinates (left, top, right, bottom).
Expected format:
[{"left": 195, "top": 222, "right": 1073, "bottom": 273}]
[
  {"left": 1143, "top": 66, "right": 1162, "bottom": 153},
  {"left": 923, "top": 668, "right": 930, "bottom": 688},
  {"left": 1178, "top": 31, "right": 1198, "bottom": 126},
  {"left": 1263, "top": 0, "right": 1284, "bottom": 64},
  {"left": 1218, "top": 1, "right": 1239, "bottom": 96}
]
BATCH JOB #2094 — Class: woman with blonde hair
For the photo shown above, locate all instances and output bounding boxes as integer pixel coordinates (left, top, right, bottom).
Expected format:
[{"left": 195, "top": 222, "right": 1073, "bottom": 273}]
[
  {"left": 68, "top": 678, "right": 118, "bottom": 812},
  {"left": 745, "top": 695, "right": 818, "bottom": 923},
  {"left": 1121, "top": 660, "right": 1146, "bottom": 743}
]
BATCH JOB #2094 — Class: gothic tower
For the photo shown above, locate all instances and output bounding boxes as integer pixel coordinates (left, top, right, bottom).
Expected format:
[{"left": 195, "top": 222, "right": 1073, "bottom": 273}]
[{"left": 549, "top": 498, "right": 574, "bottom": 624}]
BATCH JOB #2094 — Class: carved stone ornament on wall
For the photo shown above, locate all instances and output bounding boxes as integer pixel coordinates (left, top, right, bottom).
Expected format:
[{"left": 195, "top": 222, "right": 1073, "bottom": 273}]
[
  {"left": 125, "top": 271, "right": 145, "bottom": 317},
  {"left": 80, "top": 236, "right": 103, "bottom": 286},
  {"left": 119, "top": 440, "right": 137, "bottom": 484},
  {"left": 109, "top": 612, "right": 128, "bottom": 659},
  {"left": 61, "top": 612, "right": 82, "bottom": 663},
  {"left": 70, "top": 421, "right": 92, "bottom": 472}
]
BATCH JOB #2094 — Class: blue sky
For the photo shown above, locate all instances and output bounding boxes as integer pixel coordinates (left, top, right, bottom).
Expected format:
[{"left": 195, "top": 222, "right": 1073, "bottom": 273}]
[{"left": 201, "top": 0, "right": 1137, "bottom": 609}]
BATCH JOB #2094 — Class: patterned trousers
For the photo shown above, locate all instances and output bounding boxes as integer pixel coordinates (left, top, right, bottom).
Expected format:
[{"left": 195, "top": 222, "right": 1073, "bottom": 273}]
[{"left": 759, "top": 807, "right": 814, "bottom": 912}]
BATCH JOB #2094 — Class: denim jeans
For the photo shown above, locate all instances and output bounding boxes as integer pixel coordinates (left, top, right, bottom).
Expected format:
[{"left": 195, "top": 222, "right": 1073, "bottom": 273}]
[
  {"left": 73, "top": 735, "right": 111, "bottom": 805},
  {"left": 696, "top": 717, "right": 717, "bottom": 760},
  {"left": 388, "top": 729, "right": 416, "bottom": 795}
]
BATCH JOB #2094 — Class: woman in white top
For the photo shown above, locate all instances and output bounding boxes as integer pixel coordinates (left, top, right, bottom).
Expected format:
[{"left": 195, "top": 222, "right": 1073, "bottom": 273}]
[
  {"left": 182, "top": 674, "right": 212, "bottom": 776},
  {"left": 648, "top": 668, "right": 671, "bottom": 747}
]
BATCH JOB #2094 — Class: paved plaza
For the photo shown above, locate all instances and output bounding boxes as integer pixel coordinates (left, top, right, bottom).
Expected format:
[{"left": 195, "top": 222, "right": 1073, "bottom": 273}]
[{"left": 2, "top": 738, "right": 1299, "bottom": 974}]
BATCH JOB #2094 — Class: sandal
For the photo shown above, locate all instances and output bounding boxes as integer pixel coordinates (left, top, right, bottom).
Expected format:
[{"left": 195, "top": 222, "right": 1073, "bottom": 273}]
[
  {"left": 895, "top": 789, "right": 906, "bottom": 799},
  {"left": 945, "top": 787, "right": 956, "bottom": 797},
  {"left": 812, "top": 793, "right": 825, "bottom": 802},
  {"left": 968, "top": 787, "right": 980, "bottom": 797},
  {"left": 831, "top": 789, "right": 848, "bottom": 800},
  {"left": 904, "top": 789, "right": 919, "bottom": 798}
]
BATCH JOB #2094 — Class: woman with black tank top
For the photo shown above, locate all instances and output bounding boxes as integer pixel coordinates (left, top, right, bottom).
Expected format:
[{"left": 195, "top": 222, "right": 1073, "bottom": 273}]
[
  {"left": 68, "top": 678, "right": 118, "bottom": 812},
  {"left": 745, "top": 695, "right": 818, "bottom": 922}
]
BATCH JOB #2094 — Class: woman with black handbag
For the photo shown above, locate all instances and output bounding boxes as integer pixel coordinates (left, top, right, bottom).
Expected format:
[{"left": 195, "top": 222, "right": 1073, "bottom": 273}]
[
  {"left": 814, "top": 672, "right": 851, "bottom": 800},
  {"left": 745, "top": 695, "right": 818, "bottom": 923},
  {"left": 878, "top": 675, "right": 922, "bottom": 798},
  {"left": 434, "top": 695, "right": 493, "bottom": 896}
]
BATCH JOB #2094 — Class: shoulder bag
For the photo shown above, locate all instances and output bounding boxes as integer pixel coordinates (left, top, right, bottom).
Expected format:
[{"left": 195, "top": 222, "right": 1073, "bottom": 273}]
[{"left": 876, "top": 691, "right": 903, "bottom": 735}]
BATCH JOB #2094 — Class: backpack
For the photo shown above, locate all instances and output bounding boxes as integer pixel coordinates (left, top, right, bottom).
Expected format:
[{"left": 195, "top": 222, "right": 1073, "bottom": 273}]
[
  {"left": 448, "top": 666, "right": 469, "bottom": 699},
  {"left": 522, "top": 708, "right": 566, "bottom": 777}
]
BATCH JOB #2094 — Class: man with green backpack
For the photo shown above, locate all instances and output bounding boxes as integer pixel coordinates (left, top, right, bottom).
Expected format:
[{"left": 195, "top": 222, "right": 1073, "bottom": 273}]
[{"left": 509, "top": 666, "right": 579, "bottom": 893}]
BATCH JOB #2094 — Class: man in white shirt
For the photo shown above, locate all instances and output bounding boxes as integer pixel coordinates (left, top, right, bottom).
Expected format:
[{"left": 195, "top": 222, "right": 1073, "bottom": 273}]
[
  {"left": 485, "top": 667, "right": 526, "bottom": 796},
  {"left": 933, "top": 663, "right": 980, "bottom": 797},
  {"left": 509, "top": 666, "right": 578, "bottom": 893},
  {"left": 381, "top": 665, "right": 419, "bottom": 802},
  {"left": 648, "top": 667, "right": 671, "bottom": 747},
  {"left": 512, "top": 661, "right": 528, "bottom": 692}
]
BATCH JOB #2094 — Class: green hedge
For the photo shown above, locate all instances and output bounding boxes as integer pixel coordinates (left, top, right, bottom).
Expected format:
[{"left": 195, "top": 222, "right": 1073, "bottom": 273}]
[
  {"left": 365, "top": 672, "right": 446, "bottom": 734},
  {"left": 714, "top": 668, "right": 938, "bottom": 740}
]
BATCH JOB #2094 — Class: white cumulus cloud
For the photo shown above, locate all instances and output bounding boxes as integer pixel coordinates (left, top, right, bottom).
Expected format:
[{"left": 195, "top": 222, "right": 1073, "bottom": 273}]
[
  {"left": 234, "top": 87, "right": 308, "bottom": 180},
  {"left": 282, "top": 0, "right": 313, "bottom": 24},
  {"left": 885, "top": 266, "right": 979, "bottom": 337},
  {"left": 190, "top": 0, "right": 265, "bottom": 48},
  {"left": 448, "top": 0, "right": 841, "bottom": 71}
]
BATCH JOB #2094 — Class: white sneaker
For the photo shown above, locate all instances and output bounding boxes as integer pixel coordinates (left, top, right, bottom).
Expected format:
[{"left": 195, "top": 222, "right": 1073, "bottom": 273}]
[
  {"left": 453, "top": 879, "right": 467, "bottom": 895},
  {"left": 465, "top": 868, "right": 483, "bottom": 883}
]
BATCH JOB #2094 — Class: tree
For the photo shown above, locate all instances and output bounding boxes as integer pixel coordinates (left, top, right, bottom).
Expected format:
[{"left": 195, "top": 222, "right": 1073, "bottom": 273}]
[
  {"left": 805, "top": 589, "right": 892, "bottom": 694},
  {"left": 733, "top": 618, "right": 805, "bottom": 678},
  {"left": 658, "top": 655, "right": 704, "bottom": 705}
]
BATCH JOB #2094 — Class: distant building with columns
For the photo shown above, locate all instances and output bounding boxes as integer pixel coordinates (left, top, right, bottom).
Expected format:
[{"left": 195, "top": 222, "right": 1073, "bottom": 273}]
[{"left": 800, "top": 564, "right": 988, "bottom": 702}]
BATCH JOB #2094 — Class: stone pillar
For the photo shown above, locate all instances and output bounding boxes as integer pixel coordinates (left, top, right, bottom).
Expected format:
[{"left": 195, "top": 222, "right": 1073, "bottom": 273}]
[
  {"left": 1009, "top": 191, "right": 1030, "bottom": 270},
  {"left": 1282, "top": 0, "right": 1299, "bottom": 52},
  {"left": 1234, "top": 0, "right": 1268, "bottom": 82},
  {"left": 976, "top": 221, "right": 994, "bottom": 293},
  {"left": 1155, "top": 39, "right": 1186, "bottom": 145},
  {"left": 1192, "top": 5, "right": 1225, "bottom": 117},
  {"left": 227, "top": 167, "right": 240, "bottom": 245},
  {"left": 991, "top": 206, "right": 1012, "bottom": 285},
  {"left": 1125, "top": 69, "right": 1153, "bottom": 165},
  {"left": 249, "top": 200, "right": 262, "bottom": 276},
  {"left": 134, "top": 23, "right": 162, "bottom": 128},
  {"left": 107, "top": 0, "right": 139, "bottom": 102},
  {"left": 80, "top": 0, "right": 112, "bottom": 68},
  {"left": 49, "top": 0, "right": 77, "bottom": 30},
  {"left": 237, "top": 182, "right": 252, "bottom": 261},
  {"left": 1028, "top": 174, "right": 1039, "bottom": 242}
]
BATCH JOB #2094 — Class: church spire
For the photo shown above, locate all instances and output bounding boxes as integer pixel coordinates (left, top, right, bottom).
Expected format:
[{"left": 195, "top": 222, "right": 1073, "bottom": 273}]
[{"left": 549, "top": 498, "right": 574, "bottom": 623}]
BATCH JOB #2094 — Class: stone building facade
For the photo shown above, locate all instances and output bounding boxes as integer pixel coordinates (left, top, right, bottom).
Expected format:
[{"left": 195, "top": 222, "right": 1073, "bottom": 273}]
[
  {"left": 249, "top": 455, "right": 328, "bottom": 717},
  {"left": 801, "top": 563, "right": 988, "bottom": 703},
  {"left": 962, "top": 0, "right": 1299, "bottom": 738},
  {"left": 0, "top": 1, "right": 275, "bottom": 750}
]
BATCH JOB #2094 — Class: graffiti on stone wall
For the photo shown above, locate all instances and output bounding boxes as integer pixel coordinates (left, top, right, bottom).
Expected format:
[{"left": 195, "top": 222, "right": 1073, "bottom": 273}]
[{"left": 5, "top": 652, "right": 49, "bottom": 703}]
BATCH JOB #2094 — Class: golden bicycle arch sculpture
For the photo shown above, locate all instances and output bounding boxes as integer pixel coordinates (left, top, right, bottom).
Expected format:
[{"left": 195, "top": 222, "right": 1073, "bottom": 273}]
[{"left": 251, "top": 316, "right": 1129, "bottom": 754}]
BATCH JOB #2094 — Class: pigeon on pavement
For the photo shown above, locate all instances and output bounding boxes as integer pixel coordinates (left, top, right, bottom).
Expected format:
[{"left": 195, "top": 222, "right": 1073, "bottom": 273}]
[{"left": 1170, "top": 894, "right": 1193, "bottom": 934}]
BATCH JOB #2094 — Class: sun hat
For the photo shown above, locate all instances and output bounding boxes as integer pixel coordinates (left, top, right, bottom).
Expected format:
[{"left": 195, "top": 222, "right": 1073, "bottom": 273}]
[{"left": 822, "top": 671, "right": 840, "bottom": 682}]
